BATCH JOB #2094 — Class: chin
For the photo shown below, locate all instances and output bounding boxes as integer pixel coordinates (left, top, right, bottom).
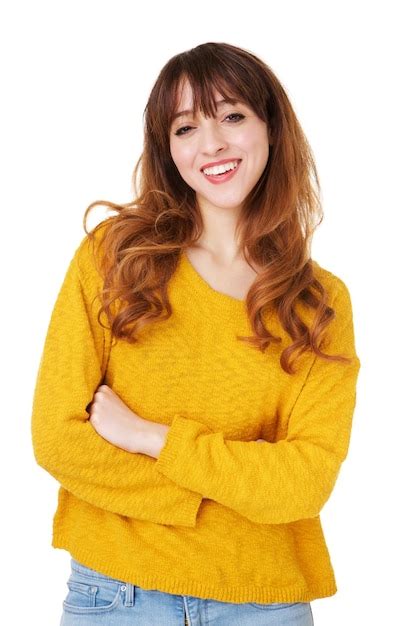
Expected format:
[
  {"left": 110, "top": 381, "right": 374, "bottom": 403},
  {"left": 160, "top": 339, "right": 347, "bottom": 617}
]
[{"left": 203, "top": 194, "right": 246, "bottom": 207}]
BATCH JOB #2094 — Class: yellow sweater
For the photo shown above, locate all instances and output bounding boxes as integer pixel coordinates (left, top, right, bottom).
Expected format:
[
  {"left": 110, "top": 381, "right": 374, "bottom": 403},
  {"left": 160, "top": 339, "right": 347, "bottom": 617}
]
[{"left": 31, "top": 227, "right": 361, "bottom": 604}]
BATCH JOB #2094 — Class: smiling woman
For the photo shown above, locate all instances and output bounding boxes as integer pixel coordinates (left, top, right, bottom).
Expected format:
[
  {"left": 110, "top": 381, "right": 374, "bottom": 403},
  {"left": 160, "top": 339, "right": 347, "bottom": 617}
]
[
  {"left": 32, "top": 41, "right": 360, "bottom": 626},
  {"left": 169, "top": 80, "right": 271, "bottom": 230}
]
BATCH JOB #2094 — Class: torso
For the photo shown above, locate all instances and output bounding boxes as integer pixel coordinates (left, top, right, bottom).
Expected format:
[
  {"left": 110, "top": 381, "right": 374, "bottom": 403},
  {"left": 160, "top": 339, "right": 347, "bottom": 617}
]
[{"left": 185, "top": 247, "right": 261, "bottom": 301}]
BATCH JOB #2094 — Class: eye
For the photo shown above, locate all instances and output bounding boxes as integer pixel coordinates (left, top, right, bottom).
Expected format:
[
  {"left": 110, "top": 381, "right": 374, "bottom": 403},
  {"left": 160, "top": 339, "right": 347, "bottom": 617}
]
[
  {"left": 173, "top": 113, "right": 245, "bottom": 137},
  {"left": 225, "top": 113, "right": 245, "bottom": 123},
  {"left": 174, "top": 125, "right": 192, "bottom": 137}
]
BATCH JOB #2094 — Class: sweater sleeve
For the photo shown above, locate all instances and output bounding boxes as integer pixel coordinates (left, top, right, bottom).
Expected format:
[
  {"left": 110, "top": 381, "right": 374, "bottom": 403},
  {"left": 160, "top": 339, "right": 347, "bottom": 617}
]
[
  {"left": 31, "top": 234, "right": 202, "bottom": 528},
  {"left": 154, "top": 278, "right": 361, "bottom": 524}
]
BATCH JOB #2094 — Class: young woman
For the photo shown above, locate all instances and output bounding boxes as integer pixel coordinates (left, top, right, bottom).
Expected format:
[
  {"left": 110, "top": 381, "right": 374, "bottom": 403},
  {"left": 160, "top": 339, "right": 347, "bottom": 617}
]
[{"left": 31, "top": 41, "right": 361, "bottom": 626}]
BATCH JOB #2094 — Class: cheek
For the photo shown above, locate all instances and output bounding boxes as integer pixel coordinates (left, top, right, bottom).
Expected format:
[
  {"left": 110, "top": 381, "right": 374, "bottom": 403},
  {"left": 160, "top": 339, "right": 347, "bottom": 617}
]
[
  {"left": 251, "top": 137, "right": 270, "bottom": 168},
  {"left": 169, "top": 142, "right": 180, "bottom": 168},
  {"left": 239, "top": 123, "right": 269, "bottom": 154},
  {"left": 170, "top": 146, "right": 194, "bottom": 173}
]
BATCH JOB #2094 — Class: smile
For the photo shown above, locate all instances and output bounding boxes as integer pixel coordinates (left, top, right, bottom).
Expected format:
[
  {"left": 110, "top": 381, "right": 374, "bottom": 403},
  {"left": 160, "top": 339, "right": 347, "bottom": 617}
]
[{"left": 201, "top": 160, "right": 242, "bottom": 185}]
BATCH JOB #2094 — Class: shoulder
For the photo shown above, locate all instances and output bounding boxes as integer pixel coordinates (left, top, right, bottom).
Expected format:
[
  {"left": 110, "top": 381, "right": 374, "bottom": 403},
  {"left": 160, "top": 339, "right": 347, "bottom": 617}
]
[
  {"left": 311, "top": 258, "right": 353, "bottom": 304},
  {"left": 72, "top": 220, "right": 111, "bottom": 283},
  {"left": 310, "top": 260, "right": 358, "bottom": 342}
]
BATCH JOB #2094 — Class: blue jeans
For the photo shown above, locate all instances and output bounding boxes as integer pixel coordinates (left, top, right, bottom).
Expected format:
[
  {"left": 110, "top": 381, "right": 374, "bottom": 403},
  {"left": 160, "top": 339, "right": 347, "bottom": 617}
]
[{"left": 60, "top": 558, "right": 314, "bottom": 625}]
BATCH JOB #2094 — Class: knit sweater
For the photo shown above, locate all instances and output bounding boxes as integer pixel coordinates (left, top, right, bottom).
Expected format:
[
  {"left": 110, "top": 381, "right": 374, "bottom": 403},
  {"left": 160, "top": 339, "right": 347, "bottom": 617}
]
[{"left": 31, "top": 226, "right": 361, "bottom": 604}]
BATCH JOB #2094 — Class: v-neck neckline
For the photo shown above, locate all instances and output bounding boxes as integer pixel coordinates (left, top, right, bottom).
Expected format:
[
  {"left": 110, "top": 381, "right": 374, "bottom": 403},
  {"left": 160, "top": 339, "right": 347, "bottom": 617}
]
[{"left": 179, "top": 250, "right": 247, "bottom": 310}]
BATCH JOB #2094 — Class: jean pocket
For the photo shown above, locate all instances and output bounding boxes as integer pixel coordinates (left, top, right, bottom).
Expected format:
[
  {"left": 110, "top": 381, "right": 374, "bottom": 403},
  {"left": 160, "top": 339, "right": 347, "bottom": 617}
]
[{"left": 62, "top": 560, "right": 124, "bottom": 615}]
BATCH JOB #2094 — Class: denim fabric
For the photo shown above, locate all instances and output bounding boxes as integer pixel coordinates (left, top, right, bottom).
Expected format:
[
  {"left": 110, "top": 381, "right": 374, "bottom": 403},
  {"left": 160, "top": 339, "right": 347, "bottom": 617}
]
[{"left": 60, "top": 558, "right": 314, "bottom": 625}]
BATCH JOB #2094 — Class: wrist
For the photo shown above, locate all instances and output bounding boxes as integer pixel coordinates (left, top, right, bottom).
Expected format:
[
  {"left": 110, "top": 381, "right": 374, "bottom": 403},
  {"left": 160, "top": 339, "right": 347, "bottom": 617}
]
[{"left": 136, "top": 420, "right": 169, "bottom": 458}]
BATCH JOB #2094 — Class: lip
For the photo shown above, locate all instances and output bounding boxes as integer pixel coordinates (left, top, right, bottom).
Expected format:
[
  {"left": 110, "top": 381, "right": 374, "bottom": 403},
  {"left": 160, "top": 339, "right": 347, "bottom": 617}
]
[
  {"left": 200, "top": 158, "right": 242, "bottom": 171},
  {"left": 201, "top": 159, "right": 242, "bottom": 185}
]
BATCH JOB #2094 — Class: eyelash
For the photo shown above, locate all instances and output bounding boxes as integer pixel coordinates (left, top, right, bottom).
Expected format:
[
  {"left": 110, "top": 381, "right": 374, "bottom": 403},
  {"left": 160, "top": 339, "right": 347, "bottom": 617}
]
[{"left": 174, "top": 113, "right": 245, "bottom": 137}]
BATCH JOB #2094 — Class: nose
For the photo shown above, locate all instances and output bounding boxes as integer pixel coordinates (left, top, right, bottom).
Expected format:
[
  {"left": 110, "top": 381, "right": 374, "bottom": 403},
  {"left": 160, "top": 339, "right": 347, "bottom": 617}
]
[{"left": 199, "top": 119, "right": 228, "bottom": 155}]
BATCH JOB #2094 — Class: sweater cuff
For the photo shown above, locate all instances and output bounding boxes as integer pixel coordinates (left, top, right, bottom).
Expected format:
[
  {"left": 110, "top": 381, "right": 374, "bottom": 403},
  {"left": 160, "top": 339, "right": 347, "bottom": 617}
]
[{"left": 154, "top": 414, "right": 213, "bottom": 492}]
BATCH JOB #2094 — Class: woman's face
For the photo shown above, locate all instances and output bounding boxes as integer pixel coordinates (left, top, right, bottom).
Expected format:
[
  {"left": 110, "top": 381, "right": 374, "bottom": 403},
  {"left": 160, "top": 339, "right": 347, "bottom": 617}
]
[{"left": 169, "top": 80, "right": 270, "bottom": 215}]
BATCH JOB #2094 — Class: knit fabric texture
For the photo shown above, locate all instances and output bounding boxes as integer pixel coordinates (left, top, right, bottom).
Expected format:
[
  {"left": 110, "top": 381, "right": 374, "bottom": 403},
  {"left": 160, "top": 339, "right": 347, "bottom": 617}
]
[{"left": 31, "top": 227, "right": 361, "bottom": 604}]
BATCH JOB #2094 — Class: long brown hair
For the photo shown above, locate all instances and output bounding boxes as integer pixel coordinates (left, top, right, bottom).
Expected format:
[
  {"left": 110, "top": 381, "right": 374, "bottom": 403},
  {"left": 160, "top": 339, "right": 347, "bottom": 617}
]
[{"left": 83, "top": 41, "right": 351, "bottom": 375}]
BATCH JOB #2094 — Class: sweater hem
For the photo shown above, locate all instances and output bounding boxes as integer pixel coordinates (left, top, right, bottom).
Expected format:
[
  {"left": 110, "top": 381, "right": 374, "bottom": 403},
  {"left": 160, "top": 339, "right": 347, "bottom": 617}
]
[{"left": 52, "top": 534, "right": 338, "bottom": 604}]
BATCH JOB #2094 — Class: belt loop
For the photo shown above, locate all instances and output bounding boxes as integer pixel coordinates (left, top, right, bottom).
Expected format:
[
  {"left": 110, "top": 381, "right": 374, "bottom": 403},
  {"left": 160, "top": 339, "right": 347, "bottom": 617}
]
[{"left": 122, "top": 582, "right": 134, "bottom": 606}]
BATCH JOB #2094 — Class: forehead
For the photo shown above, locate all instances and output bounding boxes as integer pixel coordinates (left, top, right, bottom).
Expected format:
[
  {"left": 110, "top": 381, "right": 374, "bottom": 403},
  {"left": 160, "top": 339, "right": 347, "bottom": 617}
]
[
  {"left": 174, "top": 79, "right": 222, "bottom": 109},
  {"left": 171, "top": 79, "right": 241, "bottom": 122}
]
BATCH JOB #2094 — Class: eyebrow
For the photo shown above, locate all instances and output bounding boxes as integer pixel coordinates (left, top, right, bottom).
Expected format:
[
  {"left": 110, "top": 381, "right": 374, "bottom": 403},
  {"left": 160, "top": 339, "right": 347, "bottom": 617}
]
[{"left": 172, "top": 98, "right": 238, "bottom": 122}]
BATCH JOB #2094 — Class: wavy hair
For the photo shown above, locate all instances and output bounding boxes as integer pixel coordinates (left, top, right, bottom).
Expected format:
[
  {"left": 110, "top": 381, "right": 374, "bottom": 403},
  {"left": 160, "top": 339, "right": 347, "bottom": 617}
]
[{"left": 83, "top": 41, "right": 351, "bottom": 375}]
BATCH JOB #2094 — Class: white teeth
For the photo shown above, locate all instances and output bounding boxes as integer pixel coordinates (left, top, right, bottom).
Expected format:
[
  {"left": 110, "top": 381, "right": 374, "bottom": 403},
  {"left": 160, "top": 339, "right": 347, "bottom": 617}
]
[{"left": 202, "top": 160, "right": 239, "bottom": 176}]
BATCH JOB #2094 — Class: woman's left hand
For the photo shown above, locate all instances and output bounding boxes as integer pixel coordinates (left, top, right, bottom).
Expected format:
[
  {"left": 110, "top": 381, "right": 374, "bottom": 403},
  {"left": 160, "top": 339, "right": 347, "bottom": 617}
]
[{"left": 87, "top": 384, "right": 152, "bottom": 454}]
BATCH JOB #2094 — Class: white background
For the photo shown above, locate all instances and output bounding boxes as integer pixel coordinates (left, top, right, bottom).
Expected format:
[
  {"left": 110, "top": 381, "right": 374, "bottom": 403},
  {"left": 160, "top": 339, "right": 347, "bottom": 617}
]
[{"left": 1, "top": 1, "right": 416, "bottom": 624}]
